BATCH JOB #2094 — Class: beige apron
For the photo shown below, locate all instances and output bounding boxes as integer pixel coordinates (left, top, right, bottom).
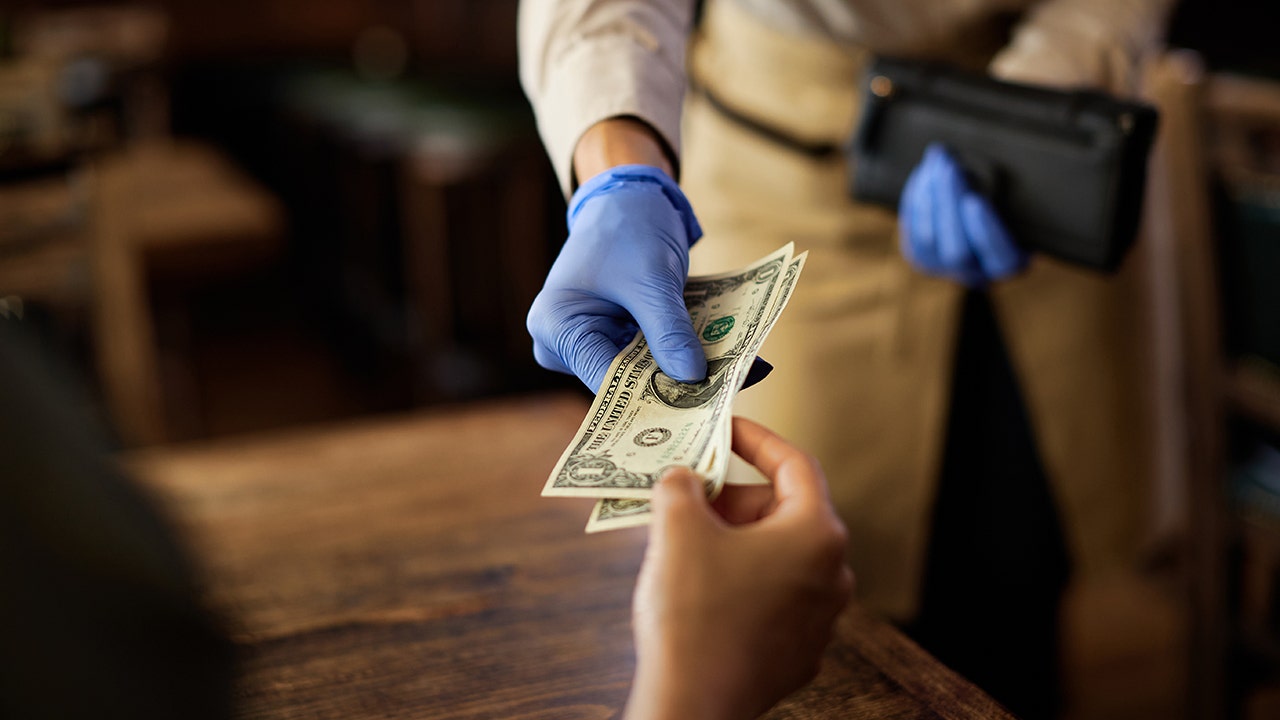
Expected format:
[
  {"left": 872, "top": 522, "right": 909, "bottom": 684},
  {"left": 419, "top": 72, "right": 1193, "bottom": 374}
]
[{"left": 683, "top": 0, "right": 1156, "bottom": 620}]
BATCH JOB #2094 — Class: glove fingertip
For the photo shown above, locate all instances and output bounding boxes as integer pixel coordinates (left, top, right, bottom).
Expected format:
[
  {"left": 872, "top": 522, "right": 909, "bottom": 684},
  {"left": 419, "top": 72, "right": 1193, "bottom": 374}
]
[
  {"left": 631, "top": 305, "right": 707, "bottom": 384},
  {"left": 961, "top": 193, "right": 1027, "bottom": 277},
  {"left": 665, "top": 347, "right": 708, "bottom": 385}
]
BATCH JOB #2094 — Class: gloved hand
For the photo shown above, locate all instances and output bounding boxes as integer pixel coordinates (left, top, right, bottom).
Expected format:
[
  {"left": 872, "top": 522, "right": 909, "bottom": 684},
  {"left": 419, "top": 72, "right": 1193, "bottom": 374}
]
[
  {"left": 899, "top": 143, "right": 1028, "bottom": 287},
  {"left": 527, "top": 164, "right": 707, "bottom": 393}
]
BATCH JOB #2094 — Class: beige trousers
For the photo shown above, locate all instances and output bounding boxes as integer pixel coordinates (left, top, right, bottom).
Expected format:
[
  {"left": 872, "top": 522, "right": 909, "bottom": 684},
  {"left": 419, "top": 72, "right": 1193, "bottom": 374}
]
[{"left": 683, "top": 0, "right": 1156, "bottom": 620}]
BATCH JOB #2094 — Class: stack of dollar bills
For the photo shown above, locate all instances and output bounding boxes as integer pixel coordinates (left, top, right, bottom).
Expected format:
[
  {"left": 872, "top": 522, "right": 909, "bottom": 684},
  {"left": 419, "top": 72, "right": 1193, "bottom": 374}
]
[{"left": 541, "top": 242, "right": 807, "bottom": 532}]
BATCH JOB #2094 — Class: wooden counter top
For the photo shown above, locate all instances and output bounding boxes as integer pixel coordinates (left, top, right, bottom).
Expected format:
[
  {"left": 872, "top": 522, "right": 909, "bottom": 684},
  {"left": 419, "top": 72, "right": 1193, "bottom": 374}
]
[{"left": 129, "top": 393, "right": 1013, "bottom": 719}]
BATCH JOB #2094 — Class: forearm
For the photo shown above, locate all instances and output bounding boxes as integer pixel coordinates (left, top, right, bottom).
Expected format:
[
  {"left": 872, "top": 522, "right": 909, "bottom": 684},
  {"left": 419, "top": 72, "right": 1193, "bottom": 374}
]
[
  {"left": 517, "top": 0, "right": 696, "bottom": 196},
  {"left": 573, "top": 117, "right": 675, "bottom": 186}
]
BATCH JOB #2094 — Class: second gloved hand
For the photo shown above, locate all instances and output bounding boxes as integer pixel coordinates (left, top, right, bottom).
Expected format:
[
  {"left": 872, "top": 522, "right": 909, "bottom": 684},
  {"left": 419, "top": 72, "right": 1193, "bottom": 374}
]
[
  {"left": 527, "top": 164, "right": 707, "bottom": 393},
  {"left": 899, "top": 143, "right": 1028, "bottom": 287}
]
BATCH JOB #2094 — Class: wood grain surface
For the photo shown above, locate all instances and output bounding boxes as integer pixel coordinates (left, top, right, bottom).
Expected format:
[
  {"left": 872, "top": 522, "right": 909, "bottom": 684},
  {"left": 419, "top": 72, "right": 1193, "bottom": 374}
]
[{"left": 128, "top": 392, "right": 1014, "bottom": 719}]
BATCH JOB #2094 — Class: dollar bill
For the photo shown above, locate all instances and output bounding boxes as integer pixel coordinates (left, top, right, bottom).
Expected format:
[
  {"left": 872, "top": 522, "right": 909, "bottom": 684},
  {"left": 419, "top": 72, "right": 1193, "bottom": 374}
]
[
  {"left": 585, "top": 497, "right": 654, "bottom": 534},
  {"left": 543, "top": 243, "right": 796, "bottom": 501},
  {"left": 581, "top": 250, "right": 809, "bottom": 533}
]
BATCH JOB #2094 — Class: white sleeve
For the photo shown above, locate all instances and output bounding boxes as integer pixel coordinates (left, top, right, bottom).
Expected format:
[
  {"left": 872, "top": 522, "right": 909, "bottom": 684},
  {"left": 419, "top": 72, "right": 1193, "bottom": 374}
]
[
  {"left": 988, "top": 0, "right": 1175, "bottom": 95},
  {"left": 518, "top": 0, "right": 698, "bottom": 196}
]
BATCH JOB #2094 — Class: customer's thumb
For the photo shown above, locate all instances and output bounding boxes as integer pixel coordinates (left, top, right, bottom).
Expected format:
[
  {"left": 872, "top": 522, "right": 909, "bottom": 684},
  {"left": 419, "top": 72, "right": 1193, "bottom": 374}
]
[{"left": 652, "top": 467, "right": 714, "bottom": 534}]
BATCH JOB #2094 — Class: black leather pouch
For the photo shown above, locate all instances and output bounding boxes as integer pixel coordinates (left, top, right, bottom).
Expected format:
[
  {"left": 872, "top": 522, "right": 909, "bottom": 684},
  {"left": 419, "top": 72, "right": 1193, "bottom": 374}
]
[{"left": 850, "top": 56, "right": 1159, "bottom": 272}]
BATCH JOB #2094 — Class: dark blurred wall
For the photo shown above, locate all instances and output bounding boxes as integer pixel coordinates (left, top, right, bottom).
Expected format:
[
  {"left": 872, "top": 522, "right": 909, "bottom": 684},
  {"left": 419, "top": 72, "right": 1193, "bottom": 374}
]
[
  {"left": 0, "top": 0, "right": 564, "bottom": 441},
  {"left": 164, "top": 0, "right": 517, "bottom": 78},
  {"left": 155, "top": 0, "right": 566, "bottom": 422},
  {"left": 6, "top": 0, "right": 518, "bottom": 72},
  {"left": 1168, "top": 0, "right": 1280, "bottom": 75}
]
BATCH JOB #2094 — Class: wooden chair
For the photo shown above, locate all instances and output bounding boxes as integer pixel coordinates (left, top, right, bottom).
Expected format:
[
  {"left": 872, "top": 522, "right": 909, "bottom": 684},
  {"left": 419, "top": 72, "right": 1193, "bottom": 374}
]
[
  {"left": 1, "top": 7, "right": 287, "bottom": 445},
  {"left": 90, "top": 140, "right": 285, "bottom": 445},
  {"left": 1140, "top": 51, "right": 1280, "bottom": 720},
  {"left": 1139, "top": 49, "right": 1228, "bottom": 720}
]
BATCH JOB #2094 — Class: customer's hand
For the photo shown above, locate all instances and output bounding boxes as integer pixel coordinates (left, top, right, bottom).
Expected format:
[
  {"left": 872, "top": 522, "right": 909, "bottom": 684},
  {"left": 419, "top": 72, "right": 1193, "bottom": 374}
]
[
  {"left": 626, "top": 417, "right": 854, "bottom": 720},
  {"left": 899, "top": 143, "right": 1028, "bottom": 287},
  {"left": 527, "top": 164, "right": 707, "bottom": 393}
]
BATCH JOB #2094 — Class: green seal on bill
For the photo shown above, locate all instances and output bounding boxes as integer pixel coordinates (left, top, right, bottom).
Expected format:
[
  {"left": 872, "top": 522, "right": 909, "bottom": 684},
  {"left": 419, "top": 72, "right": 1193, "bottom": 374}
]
[{"left": 702, "top": 315, "right": 735, "bottom": 342}]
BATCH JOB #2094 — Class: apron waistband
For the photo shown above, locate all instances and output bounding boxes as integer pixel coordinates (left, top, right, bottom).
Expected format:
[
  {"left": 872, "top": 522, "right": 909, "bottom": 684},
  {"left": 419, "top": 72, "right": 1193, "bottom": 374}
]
[{"left": 689, "top": 79, "right": 846, "bottom": 159}]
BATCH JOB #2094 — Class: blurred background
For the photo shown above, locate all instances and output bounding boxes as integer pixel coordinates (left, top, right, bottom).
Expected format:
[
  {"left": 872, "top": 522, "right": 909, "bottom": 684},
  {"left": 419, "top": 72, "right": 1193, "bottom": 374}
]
[
  {"left": 0, "top": 0, "right": 1277, "bottom": 718},
  {"left": 0, "top": 0, "right": 569, "bottom": 448}
]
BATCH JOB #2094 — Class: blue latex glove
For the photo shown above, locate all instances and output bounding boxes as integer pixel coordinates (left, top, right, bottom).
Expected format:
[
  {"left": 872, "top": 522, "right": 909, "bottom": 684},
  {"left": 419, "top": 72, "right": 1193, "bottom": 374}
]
[
  {"left": 527, "top": 164, "right": 707, "bottom": 393},
  {"left": 899, "top": 143, "right": 1028, "bottom": 287}
]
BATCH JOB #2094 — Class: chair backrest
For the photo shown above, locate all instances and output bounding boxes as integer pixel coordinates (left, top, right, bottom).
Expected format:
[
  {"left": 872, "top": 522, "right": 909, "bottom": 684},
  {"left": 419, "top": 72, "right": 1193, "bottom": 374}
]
[{"left": 1138, "top": 49, "right": 1227, "bottom": 720}]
